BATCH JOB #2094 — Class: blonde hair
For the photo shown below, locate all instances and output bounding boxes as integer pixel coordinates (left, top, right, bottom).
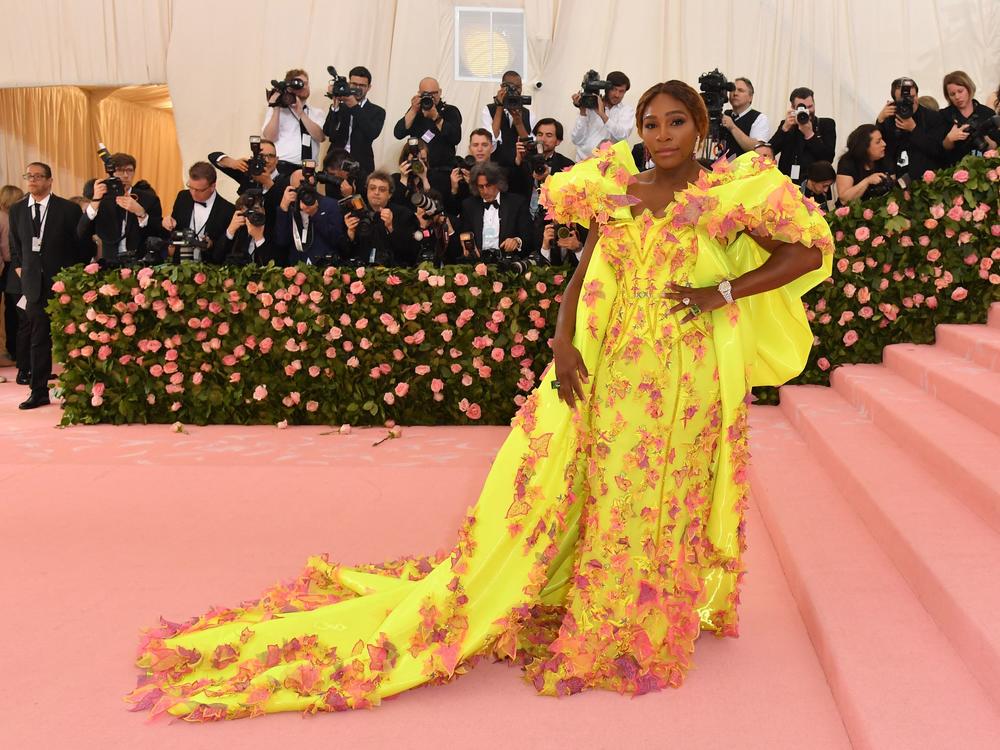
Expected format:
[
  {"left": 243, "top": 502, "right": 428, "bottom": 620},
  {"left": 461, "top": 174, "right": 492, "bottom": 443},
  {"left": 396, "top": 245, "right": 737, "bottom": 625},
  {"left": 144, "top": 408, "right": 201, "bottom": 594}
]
[
  {"left": 0, "top": 184, "right": 24, "bottom": 213},
  {"left": 942, "top": 70, "right": 976, "bottom": 102}
]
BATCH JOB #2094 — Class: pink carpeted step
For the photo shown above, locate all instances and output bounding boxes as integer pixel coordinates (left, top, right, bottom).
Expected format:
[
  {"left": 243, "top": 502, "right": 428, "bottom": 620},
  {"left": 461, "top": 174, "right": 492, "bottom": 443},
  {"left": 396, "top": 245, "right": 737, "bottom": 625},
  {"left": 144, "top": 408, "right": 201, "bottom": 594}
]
[
  {"left": 779, "top": 385, "right": 1000, "bottom": 712},
  {"left": 988, "top": 302, "right": 1000, "bottom": 330},
  {"left": 830, "top": 364, "right": 1000, "bottom": 532},
  {"left": 750, "top": 406, "right": 1000, "bottom": 749},
  {"left": 935, "top": 323, "right": 1000, "bottom": 373}
]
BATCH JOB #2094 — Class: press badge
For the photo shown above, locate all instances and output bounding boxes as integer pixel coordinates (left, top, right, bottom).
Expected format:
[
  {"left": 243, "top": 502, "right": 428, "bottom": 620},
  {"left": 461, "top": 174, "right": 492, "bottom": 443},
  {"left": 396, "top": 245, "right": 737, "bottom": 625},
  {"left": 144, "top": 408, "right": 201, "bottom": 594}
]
[
  {"left": 421, "top": 129, "right": 436, "bottom": 143},
  {"left": 31, "top": 237, "right": 42, "bottom": 253},
  {"left": 301, "top": 132, "right": 312, "bottom": 147},
  {"left": 790, "top": 164, "right": 801, "bottom": 181}
]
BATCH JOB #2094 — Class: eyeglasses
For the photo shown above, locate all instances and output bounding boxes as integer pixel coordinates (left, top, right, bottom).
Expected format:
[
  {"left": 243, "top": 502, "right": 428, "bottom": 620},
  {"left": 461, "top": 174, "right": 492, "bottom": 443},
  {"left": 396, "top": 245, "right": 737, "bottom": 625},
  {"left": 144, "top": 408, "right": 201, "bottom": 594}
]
[
  {"left": 114, "top": 167, "right": 136, "bottom": 175},
  {"left": 262, "top": 153, "right": 277, "bottom": 160},
  {"left": 23, "top": 173, "right": 49, "bottom": 181}
]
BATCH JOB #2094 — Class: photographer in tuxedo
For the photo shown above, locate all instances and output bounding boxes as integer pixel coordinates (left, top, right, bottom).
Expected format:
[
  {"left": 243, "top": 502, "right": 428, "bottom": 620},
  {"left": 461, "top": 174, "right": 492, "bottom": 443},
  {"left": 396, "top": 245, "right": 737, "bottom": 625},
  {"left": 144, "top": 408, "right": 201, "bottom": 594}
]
[
  {"left": 9, "top": 162, "right": 84, "bottom": 409},
  {"left": 209, "top": 140, "right": 288, "bottom": 243},
  {"left": 214, "top": 192, "right": 273, "bottom": 266},
  {"left": 458, "top": 161, "right": 534, "bottom": 263},
  {"left": 323, "top": 66, "right": 386, "bottom": 179},
  {"left": 77, "top": 152, "right": 161, "bottom": 266},
  {"left": 392, "top": 77, "right": 463, "bottom": 169},
  {"left": 482, "top": 70, "right": 532, "bottom": 168},
  {"left": 344, "top": 171, "right": 417, "bottom": 267},
  {"left": 769, "top": 87, "right": 836, "bottom": 184},
  {"left": 275, "top": 169, "right": 346, "bottom": 266},
  {"left": 161, "top": 162, "right": 234, "bottom": 263},
  {"left": 262, "top": 68, "right": 327, "bottom": 175}
]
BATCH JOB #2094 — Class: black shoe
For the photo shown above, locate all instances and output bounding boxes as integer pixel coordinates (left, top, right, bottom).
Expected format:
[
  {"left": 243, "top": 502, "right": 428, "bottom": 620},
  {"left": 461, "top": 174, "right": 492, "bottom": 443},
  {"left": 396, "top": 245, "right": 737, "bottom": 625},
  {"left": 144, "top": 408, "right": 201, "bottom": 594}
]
[
  {"left": 19, "top": 393, "right": 51, "bottom": 410},
  {"left": 15, "top": 371, "right": 30, "bottom": 386}
]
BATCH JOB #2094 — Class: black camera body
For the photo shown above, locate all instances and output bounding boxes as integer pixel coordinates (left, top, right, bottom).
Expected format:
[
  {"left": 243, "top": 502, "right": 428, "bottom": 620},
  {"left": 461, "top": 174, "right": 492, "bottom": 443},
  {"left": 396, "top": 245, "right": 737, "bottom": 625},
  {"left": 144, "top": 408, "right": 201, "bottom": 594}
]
[
  {"left": 519, "top": 136, "right": 548, "bottom": 175},
  {"left": 96, "top": 143, "right": 126, "bottom": 198},
  {"left": 967, "top": 113, "right": 1000, "bottom": 152},
  {"left": 403, "top": 138, "right": 426, "bottom": 185},
  {"left": 795, "top": 105, "right": 811, "bottom": 125},
  {"left": 698, "top": 69, "right": 736, "bottom": 123},
  {"left": 454, "top": 154, "right": 476, "bottom": 171},
  {"left": 340, "top": 193, "right": 379, "bottom": 241},
  {"left": 268, "top": 76, "right": 306, "bottom": 108},
  {"left": 169, "top": 229, "right": 210, "bottom": 263},
  {"left": 502, "top": 82, "right": 532, "bottom": 110},
  {"left": 578, "top": 70, "right": 610, "bottom": 109},
  {"left": 895, "top": 78, "right": 916, "bottom": 120},
  {"left": 241, "top": 189, "right": 266, "bottom": 227},
  {"left": 325, "top": 66, "right": 363, "bottom": 100},
  {"left": 420, "top": 94, "right": 441, "bottom": 113},
  {"left": 247, "top": 135, "right": 267, "bottom": 176},
  {"left": 294, "top": 160, "right": 320, "bottom": 208}
]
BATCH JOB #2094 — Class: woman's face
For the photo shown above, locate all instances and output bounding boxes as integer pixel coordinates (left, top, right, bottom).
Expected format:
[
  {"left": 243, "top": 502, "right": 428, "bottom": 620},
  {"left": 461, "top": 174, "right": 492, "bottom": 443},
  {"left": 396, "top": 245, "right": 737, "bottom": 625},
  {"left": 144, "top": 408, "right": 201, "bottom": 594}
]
[
  {"left": 867, "top": 130, "right": 886, "bottom": 162},
  {"left": 945, "top": 83, "right": 971, "bottom": 109},
  {"left": 640, "top": 93, "right": 699, "bottom": 170}
]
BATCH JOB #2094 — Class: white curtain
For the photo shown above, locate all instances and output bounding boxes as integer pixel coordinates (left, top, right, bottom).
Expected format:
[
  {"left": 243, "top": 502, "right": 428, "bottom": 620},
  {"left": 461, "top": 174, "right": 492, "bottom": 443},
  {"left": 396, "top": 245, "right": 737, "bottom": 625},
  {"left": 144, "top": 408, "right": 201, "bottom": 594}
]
[{"left": 2, "top": 0, "right": 998, "bottom": 201}]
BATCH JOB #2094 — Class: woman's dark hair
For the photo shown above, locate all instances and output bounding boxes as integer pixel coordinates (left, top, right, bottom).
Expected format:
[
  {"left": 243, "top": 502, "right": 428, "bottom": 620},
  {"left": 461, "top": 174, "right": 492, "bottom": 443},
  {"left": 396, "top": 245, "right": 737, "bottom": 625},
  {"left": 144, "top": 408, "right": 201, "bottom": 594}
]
[
  {"left": 606, "top": 71, "right": 630, "bottom": 91},
  {"left": 634, "top": 80, "right": 709, "bottom": 139},
  {"left": 805, "top": 161, "right": 836, "bottom": 183},
  {"left": 397, "top": 140, "right": 428, "bottom": 165},
  {"left": 842, "top": 124, "right": 880, "bottom": 169},
  {"left": 533, "top": 117, "right": 564, "bottom": 140},
  {"left": 322, "top": 147, "right": 350, "bottom": 172}
]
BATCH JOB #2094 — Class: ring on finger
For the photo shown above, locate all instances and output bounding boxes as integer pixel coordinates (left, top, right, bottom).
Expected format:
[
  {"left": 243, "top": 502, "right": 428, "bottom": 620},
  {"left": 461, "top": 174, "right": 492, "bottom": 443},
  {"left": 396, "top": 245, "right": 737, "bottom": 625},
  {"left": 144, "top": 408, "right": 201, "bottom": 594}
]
[
  {"left": 690, "top": 304, "right": 702, "bottom": 316},
  {"left": 682, "top": 297, "right": 691, "bottom": 305},
  {"left": 551, "top": 380, "right": 561, "bottom": 389}
]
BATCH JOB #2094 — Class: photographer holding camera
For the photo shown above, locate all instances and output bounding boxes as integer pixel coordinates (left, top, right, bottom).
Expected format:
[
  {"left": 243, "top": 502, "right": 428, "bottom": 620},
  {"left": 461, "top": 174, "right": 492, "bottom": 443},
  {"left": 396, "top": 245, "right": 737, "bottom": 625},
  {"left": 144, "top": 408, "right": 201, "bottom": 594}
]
[
  {"left": 393, "top": 77, "right": 463, "bottom": 169},
  {"left": 458, "top": 161, "right": 534, "bottom": 263},
  {"left": 481, "top": 70, "right": 533, "bottom": 167},
  {"left": 769, "top": 87, "right": 836, "bottom": 183},
  {"left": 343, "top": 171, "right": 417, "bottom": 267},
  {"left": 275, "top": 164, "right": 346, "bottom": 266},
  {"left": 215, "top": 191, "right": 272, "bottom": 265},
  {"left": 161, "top": 162, "right": 235, "bottom": 264},
  {"left": 390, "top": 139, "right": 451, "bottom": 212},
  {"left": 940, "top": 70, "right": 999, "bottom": 166},
  {"left": 570, "top": 71, "right": 633, "bottom": 162},
  {"left": 77, "top": 149, "right": 161, "bottom": 266},
  {"left": 209, "top": 138, "right": 289, "bottom": 244},
  {"left": 445, "top": 129, "right": 494, "bottom": 215},
  {"left": 323, "top": 66, "right": 386, "bottom": 179},
  {"left": 876, "top": 77, "right": 946, "bottom": 180},
  {"left": 262, "top": 69, "right": 327, "bottom": 175},
  {"left": 836, "top": 124, "right": 894, "bottom": 203},
  {"left": 719, "top": 77, "right": 770, "bottom": 157}
]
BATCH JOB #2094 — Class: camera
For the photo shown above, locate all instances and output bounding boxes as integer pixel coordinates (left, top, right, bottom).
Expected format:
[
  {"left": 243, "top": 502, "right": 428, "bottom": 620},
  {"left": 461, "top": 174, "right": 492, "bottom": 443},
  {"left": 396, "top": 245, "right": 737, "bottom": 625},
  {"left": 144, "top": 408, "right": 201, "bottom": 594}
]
[
  {"left": 577, "top": 70, "right": 610, "bottom": 109},
  {"left": 294, "top": 160, "right": 320, "bottom": 207},
  {"left": 795, "top": 105, "right": 811, "bottom": 125},
  {"left": 895, "top": 78, "right": 916, "bottom": 120},
  {"left": 453, "top": 154, "right": 476, "bottom": 171},
  {"left": 339, "top": 193, "right": 378, "bottom": 241},
  {"left": 403, "top": 137, "right": 426, "bottom": 182},
  {"left": 698, "top": 69, "right": 736, "bottom": 134},
  {"left": 458, "top": 231, "right": 477, "bottom": 258},
  {"left": 96, "top": 142, "right": 125, "bottom": 198},
  {"left": 519, "top": 136, "right": 548, "bottom": 176},
  {"left": 268, "top": 76, "right": 306, "bottom": 108},
  {"left": 502, "top": 81, "right": 532, "bottom": 110},
  {"left": 168, "top": 229, "right": 210, "bottom": 264},
  {"left": 419, "top": 94, "right": 437, "bottom": 112},
  {"left": 139, "top": 236, "right": 166, "bottom": 266},
  {"left": 241, "top": 188, "right": 266, "bottom": 227},
  {"left": 325, "top": 66, "right": 363, "bottom": 100},
  {"left": 410, "top": 191, "right": 443, "bottom": 217},
  {"left": 247, "top": 135, "right": 267, "bottom": 176},
  {"left": 497, "top": 254, "right": 541, "bottom": 274},
  {"left": 554, "top": 223, "right": 575, "bottom": 240},
  {"left": 967, "top": 113, "right": 1000, "bottom": 153}
]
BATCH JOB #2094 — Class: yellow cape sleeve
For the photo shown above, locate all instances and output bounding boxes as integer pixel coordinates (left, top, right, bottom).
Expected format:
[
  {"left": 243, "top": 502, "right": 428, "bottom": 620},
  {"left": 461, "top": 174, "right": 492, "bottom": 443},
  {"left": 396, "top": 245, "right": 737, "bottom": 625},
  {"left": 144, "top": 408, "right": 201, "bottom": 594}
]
[{"left": 538, "top": 140, "right": 639, "bottom": 227}]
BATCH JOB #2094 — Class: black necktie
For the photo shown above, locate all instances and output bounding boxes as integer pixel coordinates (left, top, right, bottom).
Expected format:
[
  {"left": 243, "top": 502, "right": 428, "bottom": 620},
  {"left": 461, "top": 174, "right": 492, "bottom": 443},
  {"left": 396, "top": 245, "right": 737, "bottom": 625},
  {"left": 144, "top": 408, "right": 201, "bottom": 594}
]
[
  {"left": 484, "top": 200, "right": 499, "bottom": 210},
  {"left": 31, "top": 203, "right": 42, "bottom": 236},
  {"left": 194, "top": 200, "right": 207, "bottom": 207}
]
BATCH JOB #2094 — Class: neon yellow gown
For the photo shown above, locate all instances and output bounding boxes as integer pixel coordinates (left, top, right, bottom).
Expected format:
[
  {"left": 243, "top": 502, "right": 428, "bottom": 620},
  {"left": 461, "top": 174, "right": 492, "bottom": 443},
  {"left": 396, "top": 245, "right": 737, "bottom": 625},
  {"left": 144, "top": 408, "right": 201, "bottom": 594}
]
[{"left": 126, "top": 141, "right": 833, "bottom": 720}]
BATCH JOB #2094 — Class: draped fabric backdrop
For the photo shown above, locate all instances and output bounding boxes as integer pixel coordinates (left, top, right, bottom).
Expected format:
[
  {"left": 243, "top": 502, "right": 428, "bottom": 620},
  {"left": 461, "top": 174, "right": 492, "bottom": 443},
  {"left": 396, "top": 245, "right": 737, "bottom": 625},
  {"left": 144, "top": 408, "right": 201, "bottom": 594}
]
[{"left": 1, "top": 0, "right": 998, "bottom": 203}]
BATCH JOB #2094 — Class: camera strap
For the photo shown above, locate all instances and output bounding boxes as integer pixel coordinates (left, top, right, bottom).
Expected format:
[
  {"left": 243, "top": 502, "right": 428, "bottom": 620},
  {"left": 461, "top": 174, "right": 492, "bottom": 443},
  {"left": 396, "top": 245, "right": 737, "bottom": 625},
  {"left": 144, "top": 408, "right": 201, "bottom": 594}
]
[
  {"left": 291, "top": 213, "right": 313, "bottom": 256},
  {"left": 292, "top": 110, "right": 313, "bottom": 160}
]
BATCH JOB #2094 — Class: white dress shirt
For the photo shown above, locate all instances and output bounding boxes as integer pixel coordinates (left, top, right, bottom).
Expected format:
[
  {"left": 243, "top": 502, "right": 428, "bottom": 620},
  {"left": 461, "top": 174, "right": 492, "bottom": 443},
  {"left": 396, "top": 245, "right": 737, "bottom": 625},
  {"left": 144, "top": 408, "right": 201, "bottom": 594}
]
[
  {"left": 262, "top": 104, "right": 325, "bottom": 164},
  {"left": 482, "top": 194, "right": 501, "bottom": 250},
  {"left": 190, "top": 190, "right": 216, "bottom": 237},
  {"left": 85, "top": 190, "right": 149, "bottom": 257},
  {"left": 730, "top": 105, "right": 771, "bottom": 143},
  {"left": 570, "top": 101, "right": 634, "bottom": 161},
  {"left": 480, "top": 105, "right": 529, "bottom": 151}
]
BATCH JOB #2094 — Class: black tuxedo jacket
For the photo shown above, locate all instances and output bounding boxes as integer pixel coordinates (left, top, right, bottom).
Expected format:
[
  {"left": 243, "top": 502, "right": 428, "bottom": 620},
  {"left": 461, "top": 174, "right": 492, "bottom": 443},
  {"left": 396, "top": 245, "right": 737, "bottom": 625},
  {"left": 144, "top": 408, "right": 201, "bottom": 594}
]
[
  {"left": 208, "top": 152, "right": 290, "bottom": 240},
  {"left": 10, "top": 195, "right": 85, "bottom": 303},
  {"left": 458, "top": 192, "right": 535, "bottom": 260},
  {"left": 170, "top": 190, "right": 235, "bottom": 262},
  {"left": 323, "top": 100, "right": 387, "bottom": 177},
  {"left": 77, "top": 186, "right": 161, "bottom": 261},
  {"left": 214, "top": 229, "right": 277, "bottom": 266}
]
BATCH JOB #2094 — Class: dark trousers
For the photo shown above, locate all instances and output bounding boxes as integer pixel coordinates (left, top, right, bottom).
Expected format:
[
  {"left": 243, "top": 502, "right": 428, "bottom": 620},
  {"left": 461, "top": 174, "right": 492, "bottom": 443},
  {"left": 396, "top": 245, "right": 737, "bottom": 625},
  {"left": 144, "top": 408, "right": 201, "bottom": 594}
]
[
  {"left": 24, "top": 300, "right": 52, "bottom": 395},
  {"left": 0, "top": 266, "right": 17, "bottom": 358}
]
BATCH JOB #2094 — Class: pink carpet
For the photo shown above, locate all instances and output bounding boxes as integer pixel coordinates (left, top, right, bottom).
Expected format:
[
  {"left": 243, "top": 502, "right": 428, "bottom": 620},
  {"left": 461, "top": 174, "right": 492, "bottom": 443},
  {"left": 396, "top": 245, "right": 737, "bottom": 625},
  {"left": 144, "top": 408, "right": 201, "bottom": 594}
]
[{"left": 1, "top": 304, "right": 997, "bottom": 748}]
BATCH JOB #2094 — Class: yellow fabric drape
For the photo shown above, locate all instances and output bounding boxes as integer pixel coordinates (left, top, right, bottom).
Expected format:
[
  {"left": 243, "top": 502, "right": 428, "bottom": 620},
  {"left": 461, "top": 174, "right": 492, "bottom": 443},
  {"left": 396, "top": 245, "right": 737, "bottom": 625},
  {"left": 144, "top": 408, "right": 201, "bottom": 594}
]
[{"left": 0, "top": 85, "right": 183, "bottom": 214}]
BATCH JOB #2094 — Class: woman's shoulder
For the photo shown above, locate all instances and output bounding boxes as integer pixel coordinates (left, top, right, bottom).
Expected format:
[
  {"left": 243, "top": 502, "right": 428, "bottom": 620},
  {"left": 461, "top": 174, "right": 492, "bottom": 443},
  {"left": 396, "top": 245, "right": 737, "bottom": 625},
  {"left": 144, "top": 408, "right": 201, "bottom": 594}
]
[
  {"left": 836, "top": 153, "right": 860, "bottom": 175},
  {"left": 539, "top": 140, "right": 640, "bottom": 226}
]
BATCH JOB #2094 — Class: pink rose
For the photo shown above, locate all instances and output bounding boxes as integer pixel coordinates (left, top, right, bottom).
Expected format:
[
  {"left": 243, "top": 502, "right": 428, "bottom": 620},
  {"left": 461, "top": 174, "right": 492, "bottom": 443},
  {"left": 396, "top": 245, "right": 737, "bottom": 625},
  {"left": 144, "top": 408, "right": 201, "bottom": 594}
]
[
  {"left": 952, "top": 169, "right": 969, "bottom": 184},
  {"left": 306, "top": 401, "right": 319, "bottom": 412},
  {"left": 951, "top": 287, "right": 968, "bottom": 301},
  {"left": 490, "top": 347, "right": 505, "bottom": 362},
  {"left": 229, "top": 372, "right": 241, "bottom": 383},
  {"left": 442, "top": 291, "right": 457, "bottom": 304},
  {"left": 394, "top": 382, "right": 409, "bottom": 397},
  {"left": 834, "top": 206, "right": 850, "bottom": 217},
  {"left": 843, "top": 330, "right": 859, "bottom": 347},
  {"left": 926, "top": 249, "right": 941, "bottom": 262},
  {"left": 886, "top": 201, "right": 899, "bottom": 216},
  {"left": 926, "top": 296, "right": 938, "bottom": 309},
  {"left": 383, "top": 392, "right": 395, "bottom": 405},
  {"left": 922, "top": 170, "right": 936, "bottom": 184},
  {"left": 817, "top": 358, "right": 830, "bottom": 371},
  {"left": 862, "top": 209, "right": 874, "bottom": 221},
  {"left": 414, "top": 365, "right": 431, "bottom": 376},
  {"left": 350, "top": 281, "right": 365, "bottom": 295},
  {"left": 929, "top": 204, "right": 945, "bottom": 219},
  {"left": 946, "top": 205, "right": 963, "bottom": 221},
  {"left": 253, "top": 385, "right": 268, "bottom": 401},
  {"left": 466, "top": 403, "right": 482, "bottom": 420},
  {"left": 454, "top": 273, "right": 469, "bottom": 286},
  {"left": 84, "top": 262, "right": 100, "bottom": 274},
  {"left": 431, "top": 378, "right": 444, "bottom": 393}
]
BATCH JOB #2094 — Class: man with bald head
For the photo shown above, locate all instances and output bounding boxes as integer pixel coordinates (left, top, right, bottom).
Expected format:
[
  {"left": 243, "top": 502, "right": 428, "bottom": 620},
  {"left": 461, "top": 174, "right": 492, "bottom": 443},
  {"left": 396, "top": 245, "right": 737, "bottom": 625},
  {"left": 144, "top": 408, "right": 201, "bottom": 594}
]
[{"left": 392, "top": 76, "right": 463, "bottom": 169}]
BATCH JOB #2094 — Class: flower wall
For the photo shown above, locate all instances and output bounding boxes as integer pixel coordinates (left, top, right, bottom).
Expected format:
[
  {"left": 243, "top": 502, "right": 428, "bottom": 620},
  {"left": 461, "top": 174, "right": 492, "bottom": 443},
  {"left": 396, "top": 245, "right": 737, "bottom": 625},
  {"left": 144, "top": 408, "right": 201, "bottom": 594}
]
[{"left": 49, "top": 155, "right": 999, "bottom": 425}]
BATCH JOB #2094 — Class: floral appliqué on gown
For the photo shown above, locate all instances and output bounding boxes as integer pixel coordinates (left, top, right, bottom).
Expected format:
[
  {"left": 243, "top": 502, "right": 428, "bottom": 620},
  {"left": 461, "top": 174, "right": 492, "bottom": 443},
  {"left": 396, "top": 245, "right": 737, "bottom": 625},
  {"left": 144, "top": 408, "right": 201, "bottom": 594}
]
[{"left": 126, "top": 140, "right": 833, "bottom": 720}]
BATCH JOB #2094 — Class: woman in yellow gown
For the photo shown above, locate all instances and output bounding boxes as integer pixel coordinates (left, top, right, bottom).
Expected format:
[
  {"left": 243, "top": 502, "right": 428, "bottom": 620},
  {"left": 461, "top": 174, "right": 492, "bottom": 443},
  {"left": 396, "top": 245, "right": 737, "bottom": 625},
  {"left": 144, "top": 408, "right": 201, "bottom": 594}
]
[{"left": 126, "top": 81, "right": 833, "bottom": 720}]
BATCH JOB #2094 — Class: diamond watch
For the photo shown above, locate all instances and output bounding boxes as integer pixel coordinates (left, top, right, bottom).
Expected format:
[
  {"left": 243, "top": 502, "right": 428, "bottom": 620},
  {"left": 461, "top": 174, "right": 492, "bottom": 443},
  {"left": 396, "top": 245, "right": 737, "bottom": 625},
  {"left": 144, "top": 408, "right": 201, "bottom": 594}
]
[{"left": 718, "top": 280, "right": 734, "bottom": 304}]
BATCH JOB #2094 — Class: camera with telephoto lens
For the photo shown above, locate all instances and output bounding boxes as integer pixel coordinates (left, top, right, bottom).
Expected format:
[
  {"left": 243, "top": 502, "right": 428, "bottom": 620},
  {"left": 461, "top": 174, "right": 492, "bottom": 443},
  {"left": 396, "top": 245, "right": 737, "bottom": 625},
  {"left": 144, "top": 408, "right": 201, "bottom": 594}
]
[
  {"left": 502, "top": 81, "right": 532, "bottom": 110},
  {"left": 247, "top": 136, "right": 267, "bottom": 176},
  {"left": 967, "top": 113, "right": 1000, "bottom": 153},
  {"left": 895, "top": 78, "right": 916, "bottom": 120},
  {"left": 403, "top": 137, "right": 426, "bottom": 178},
  {"left": 168, "top": 229, "right": 211, "bottom": 264},
  {"left": 325, "top": 66, "right": 363, "bottom": 100},
  {"left": 410, "top": 191, "right": 443, "bottom": 218},
  {"left": 698, "top": 69, "right": 736, "bottom": 136},
  {"left": 241, "top": 188, "right": 266, "bottom": 227},
  {"left": 795, "top": 105, "right": 811, "bottom": 125},
  {"left": 293, "top": 160, "right": 320, "bottom": 208},
  {"left": 268, "top": 76, "right": 306, "bottom": 108},
  {"left": 519, "top": 136, "right": 548, "bottom": 176},
  {"left": 96, "top": 142, "right": 125, "bottom": 198},
  {"left": 577, "top": 70, "right": 611, "bottom": 109},
  {"left": 339, "top": 193, "right": 378, "bottom": 242},
  {"left": 497, "top": 253, "right": 541, "bottom": 274}
]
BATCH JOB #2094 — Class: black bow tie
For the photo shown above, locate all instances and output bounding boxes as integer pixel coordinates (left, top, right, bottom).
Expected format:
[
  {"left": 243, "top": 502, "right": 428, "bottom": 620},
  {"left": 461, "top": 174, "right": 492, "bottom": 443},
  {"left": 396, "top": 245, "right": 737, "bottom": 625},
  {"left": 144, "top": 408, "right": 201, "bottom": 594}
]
[
  {"left": 194, "top": 200, "right": 207, "bottom": 207},
  {"left": 484, "top": 200, "right": 499, "bottom": 210}
]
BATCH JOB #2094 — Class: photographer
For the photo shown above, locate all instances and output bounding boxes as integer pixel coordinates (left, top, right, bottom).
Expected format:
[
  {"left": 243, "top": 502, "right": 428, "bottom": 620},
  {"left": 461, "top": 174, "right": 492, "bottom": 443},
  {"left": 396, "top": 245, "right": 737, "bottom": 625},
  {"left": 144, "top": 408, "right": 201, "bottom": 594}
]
[
  {"left": 481, "top": 70, "right": 532, "bottom": 167},
  {"left": 769, "top": 87, "right": 836, "bottom": 183},
  {"left": 719, "top": 77, "right": 770, "bottom": 157},
  {"left": 458, "top": 161, "right": 534, "bottom": 263},
  {"left": 512, "top": 118, "right": 573, "bottom": 202},
  {"left": 321, "top": 147, "right": 363, "bottom": 199},
  {"left": 539, "top": 222, "right": 586, "bottom": 268},
  {"left": 940, "top": 70, "right": 999, "bottom": 165},
  {"left": 262, "top": 69, "right": 327, "bottom": 175},
  {"left": 445, "top": 129, "right": 494, "bottom": 215},
  {"left": 322, "top": 66, "right": 386, "bottom": 179},
  {"left": 215, "top": 192, "right": 272, "bottom": 265},
  {"left": 77, "top": 151, "right": 161, "bottom": 266},
  {"left": 799, "top": 161, "right": 836, "bottom": 209},
  {"left": 392, "top": 77, "right": 463, "bottom": 169},
  {"left": 876, "top": 77, "right": 946, "bottom": 180},
  {"left": 161, "top": 162, "right": 234, "bottom": 264},
  {"left": 209, "top": 139, "right": 288, "bottom": 243},
  {"left": 836, "top": 124, "right": 893, "bottom": 203},
  {"left": 275, "top": 166, "right": 346, "bottom": 266},
  {"left": 570, "top": 71, "right": 633, "bottom": 161},
  {"left": 344, "top": 171, "right": 417, "bottom": 267},
  {"left": 390, "top": 139, "right": 451, "bottom": 212}
]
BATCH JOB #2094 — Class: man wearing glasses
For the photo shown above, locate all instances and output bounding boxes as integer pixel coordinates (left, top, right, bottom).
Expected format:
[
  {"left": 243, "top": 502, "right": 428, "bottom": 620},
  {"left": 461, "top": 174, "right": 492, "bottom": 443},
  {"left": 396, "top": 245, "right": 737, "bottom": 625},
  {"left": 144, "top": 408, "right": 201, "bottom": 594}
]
[
  {"left": 77, "top": 152, "right": 162, "bottom": 266},
  {"left": 161, "top": 161, "right": 235, "bottom": 263},
  {"left": 323, "top": 66, "right": 386, "bottom": 180},
  {"left": 392, "top": 76, "right": 463, "bottom": 169},
  {"left": 9, "top": 162, "right": 85, "bottom": 409}
]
